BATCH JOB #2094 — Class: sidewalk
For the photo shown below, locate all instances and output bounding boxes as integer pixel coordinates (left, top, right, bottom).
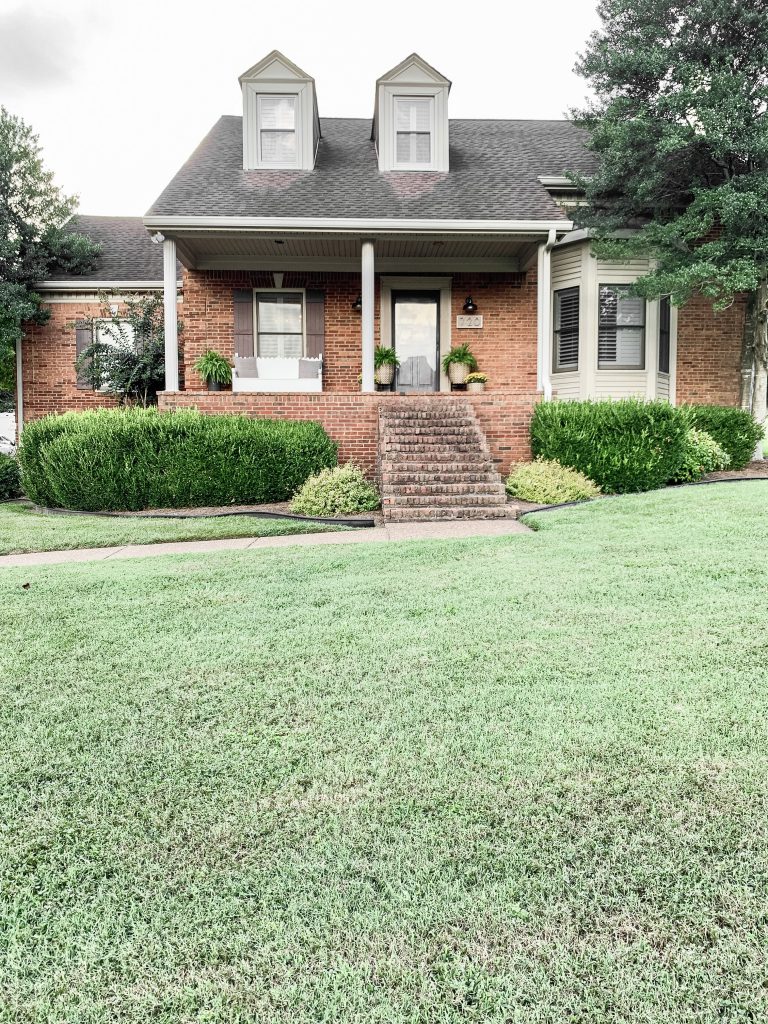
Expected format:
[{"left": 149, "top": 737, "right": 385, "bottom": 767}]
[{"left": 0, "top": 518, "right": 530, "bottom": 569}]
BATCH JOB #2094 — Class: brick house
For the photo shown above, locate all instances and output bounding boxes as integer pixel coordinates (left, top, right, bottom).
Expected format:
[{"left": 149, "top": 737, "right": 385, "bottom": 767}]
[{"left": 19, "top": 52, "right": 747, "bottom": 517}]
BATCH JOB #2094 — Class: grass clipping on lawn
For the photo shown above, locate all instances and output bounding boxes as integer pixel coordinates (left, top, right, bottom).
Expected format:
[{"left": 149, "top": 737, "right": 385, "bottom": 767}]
[{"left": 1, "top": 483, "right": 767, "bottom": 1022}]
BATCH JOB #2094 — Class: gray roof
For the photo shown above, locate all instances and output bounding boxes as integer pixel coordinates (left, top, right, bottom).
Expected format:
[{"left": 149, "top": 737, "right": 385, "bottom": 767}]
[
  {"left": 46, "top": 215, "right": 179, "bottom": 282},
  {"left": 146, "top": 116, "right": 597, "bottom": 222}
]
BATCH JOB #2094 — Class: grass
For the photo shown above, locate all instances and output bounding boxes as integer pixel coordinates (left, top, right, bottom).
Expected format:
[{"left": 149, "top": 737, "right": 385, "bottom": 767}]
[
  {"left": 0, "top": 503, "right": 346, "bottom": 555},
  {"left": 1, "top": 482, "right": 767, "bottom": 1022}
]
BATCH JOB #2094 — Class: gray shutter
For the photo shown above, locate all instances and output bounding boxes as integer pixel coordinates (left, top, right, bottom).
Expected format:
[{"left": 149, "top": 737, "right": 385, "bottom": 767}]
[
  {"left": 305, "top": 290, "right": 325, "bottom": 359},
  {"left": 233, "top": 289, "right": 254, "bottom": 357},
  {"left": 75, "top": 321, "right": 93, "bottom": 390}
]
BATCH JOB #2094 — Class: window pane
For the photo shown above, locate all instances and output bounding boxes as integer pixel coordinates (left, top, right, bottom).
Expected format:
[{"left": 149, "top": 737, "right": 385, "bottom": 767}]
[
  {"left": 395, "top": 97, "right": 432, "bottom": 131},
  {"left": 95, "top": 320, "right": 135, "bottom": 348},
  {"left": 258, "top": 95, "right": 296, "bottom": 129},
  {"left": 257, "top": 295, "right": 302, "bottom": 333},
  {"left": 260, "top": 131, "right": 296, "bottom": 163},
  {"left": 658, "top": 296, "right": 671, "bottom": 374},
  {"left": 553, "top": 287, "right": 579, "bottom": 371},
  {"left": 396, "top": 132, "right": 431, "bottom": 164},
  {"left": 257, "top": 333, "right": 303, "bottom": 358},
  {"left": 598, "top": 285, "right": 645, "bottom": 368}
]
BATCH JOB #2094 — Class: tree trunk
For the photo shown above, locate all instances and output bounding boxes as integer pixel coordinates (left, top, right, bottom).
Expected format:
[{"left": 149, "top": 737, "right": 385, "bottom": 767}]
[{"left": 751, "top": 279, "right": 768, "bottom": 460}]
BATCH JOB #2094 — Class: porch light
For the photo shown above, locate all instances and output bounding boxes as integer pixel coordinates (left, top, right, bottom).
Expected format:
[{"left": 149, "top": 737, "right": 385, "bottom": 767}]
[
  {"left": 463, "top": 296, "right": 478, "bottom": 313},
  {"left": 352, "top": 295, "right": 362, "bottom": 312}
]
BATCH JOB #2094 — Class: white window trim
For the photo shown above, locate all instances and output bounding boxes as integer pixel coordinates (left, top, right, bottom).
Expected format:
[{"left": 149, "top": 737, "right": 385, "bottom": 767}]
[
  {"left": 242, "top": 81, "right": 312, "bottom": 170},
  {"left": 92, "top": 317, "right": 135, "bottom": 392},
  {"left": 252, "top": 287, "right": 307, "bottom": 358},
  {"left": 392, "top": 96, "right": 435, "bottom": 171},
  {"left": 376, "top": 84, "right": 449, "bottom": 173},
  {"left": 256, "top": 94, "right": 298, "bottom": 167},
  {"left": 597, "top": 283, "right": 647, "bottom": 371}
]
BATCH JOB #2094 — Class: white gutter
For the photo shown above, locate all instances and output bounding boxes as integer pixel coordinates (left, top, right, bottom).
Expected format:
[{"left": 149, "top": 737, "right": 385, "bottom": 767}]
[
  {"left": 537, "top": 227, "right": 557, "bottom": 401},
  {"left": 36, "top": 280, "right": 177, "bottom": 291},
  {"left": 15, "top": 335, "right": 23, "bottom": 436},
  {"left": 142, "top": 215, "right": 572, "bottom": 235}
]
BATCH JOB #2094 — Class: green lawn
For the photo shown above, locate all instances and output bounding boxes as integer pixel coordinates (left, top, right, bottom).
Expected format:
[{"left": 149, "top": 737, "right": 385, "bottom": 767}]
[
  {"left": 0, "top": 503, "right": 345, "bottom": 555},
  {"left": 1, "top": 482, "right": 767, "bottom": 1022}
]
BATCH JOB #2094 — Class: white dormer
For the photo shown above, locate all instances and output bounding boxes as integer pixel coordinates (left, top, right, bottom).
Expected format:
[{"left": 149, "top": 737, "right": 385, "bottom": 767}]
[
  {"left": 373, "top": 54, "right": 450, "bottom": 173},
  {"left": 239, "top": 51, "right": 320, "bottom": 171}
]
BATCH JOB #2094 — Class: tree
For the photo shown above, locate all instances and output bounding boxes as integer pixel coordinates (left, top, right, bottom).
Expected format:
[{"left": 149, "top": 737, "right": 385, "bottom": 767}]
[
  {"left": 76, "top": 293, "right": 174, "bottom": 406},
  {"left": 571, "top": 0, "right": 768, "bottom": 453},
  {"left": 0, "top": 107, "right": 99, "bottom": 393}
]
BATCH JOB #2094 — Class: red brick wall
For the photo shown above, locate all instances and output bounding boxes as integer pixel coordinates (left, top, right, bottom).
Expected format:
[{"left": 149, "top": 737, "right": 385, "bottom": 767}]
[
  {"left": 676, "top": 294, "right": 746, "bottom": 406},
  {"left": 181, "top": 269, "right": 536, "bottom": 392},
  {"left": 21, "top": 300, "right": 121, "bottom": 423},
  {"left": 157, "top": 390, "right": 539, "bottom": 477}
]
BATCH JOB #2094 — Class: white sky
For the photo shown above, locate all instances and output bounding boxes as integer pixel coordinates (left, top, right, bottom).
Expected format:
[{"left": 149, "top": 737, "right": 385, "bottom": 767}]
[{"left": 0, "top": 0, "right": 600, "bottom": 217}]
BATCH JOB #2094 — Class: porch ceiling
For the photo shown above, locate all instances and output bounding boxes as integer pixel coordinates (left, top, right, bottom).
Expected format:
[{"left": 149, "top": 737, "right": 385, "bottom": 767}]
[{"left": 169, "top": 231, "right": 542, "bottom": 273}]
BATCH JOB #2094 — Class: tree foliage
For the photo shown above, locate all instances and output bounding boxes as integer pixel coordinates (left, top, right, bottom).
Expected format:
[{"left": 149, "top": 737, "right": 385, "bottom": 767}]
[
  {"left": 0, "top": 107, "right": 99, "bottom": 390},
  {"left": 76, "top": 293, "right": 174, "bottom": 407},
  {"left": 571, "top": 0, "right": 768, "bottom": 311}
]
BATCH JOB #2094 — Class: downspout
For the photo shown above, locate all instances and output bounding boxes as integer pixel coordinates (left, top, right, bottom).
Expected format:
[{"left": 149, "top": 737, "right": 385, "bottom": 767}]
[
  {"left": 537, "top": 228, "right": 557, "bottom": 401},
  {"left": 15, "top": 335, "right": 23, "bottom": 439}
]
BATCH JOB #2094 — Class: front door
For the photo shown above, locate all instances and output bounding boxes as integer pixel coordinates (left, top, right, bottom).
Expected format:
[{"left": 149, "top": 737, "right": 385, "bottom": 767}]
[{"left": 392, "top": 291, "right": 440, "bottom": 392}]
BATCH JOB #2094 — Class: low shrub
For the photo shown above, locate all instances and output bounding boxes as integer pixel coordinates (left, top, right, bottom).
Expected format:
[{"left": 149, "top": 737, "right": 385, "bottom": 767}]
[
  {"left": 18, "top": 408, "right": 338, "bottom": 511},
  {"left": 506, "top": 458, "right": 601, "bottom": 505},
  {"left": 290, "top": 464, "right": 380, "bottom": 516},
  {"left": 0, "top": 454, "right": 22, "bottom": 500},
  {"left": 685, "top": 405, "right": 763, "bottom": 469},
  {"left": 671, "top": 428, "right": 731, "bottom": 483},
  {"left": 531, "top": 398, "right": 691, "bottom": 493}
]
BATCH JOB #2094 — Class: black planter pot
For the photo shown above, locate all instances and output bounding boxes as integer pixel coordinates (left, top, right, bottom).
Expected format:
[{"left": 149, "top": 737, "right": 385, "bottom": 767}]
[{"left": 207, "top": 379, "right": 223, "bottom": 392}]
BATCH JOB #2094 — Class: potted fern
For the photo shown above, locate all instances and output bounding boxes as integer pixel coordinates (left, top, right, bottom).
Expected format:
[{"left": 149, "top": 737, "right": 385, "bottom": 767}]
[
  {"left": 374, "top": 345, "right": 400, "bottom": 388},
  {"left": 193, "top": 350, "right": 232, "bottom": 391},
  {"left": 465, "top": 372, "right": 488, "bottom": 393},
  {"left": 442, "top": 343, "right": 478, "bottom": 385}
]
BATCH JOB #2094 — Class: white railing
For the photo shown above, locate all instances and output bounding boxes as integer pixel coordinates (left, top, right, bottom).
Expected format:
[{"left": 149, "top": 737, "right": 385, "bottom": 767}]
[{"left": 233, "top": 356, "right": 323, "bottom": 393}]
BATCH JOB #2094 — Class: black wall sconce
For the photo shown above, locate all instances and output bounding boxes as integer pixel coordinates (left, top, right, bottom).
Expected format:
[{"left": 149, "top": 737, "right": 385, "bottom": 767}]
[
  {"left": 352, "top": 295, "right": 362, "bottom": 312},
  {"left": 462, "top": 296, "right": 478, "bottom": 313}
]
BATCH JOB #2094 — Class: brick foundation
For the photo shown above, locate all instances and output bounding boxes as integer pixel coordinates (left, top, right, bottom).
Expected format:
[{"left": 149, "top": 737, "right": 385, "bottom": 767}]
[{"left": 157, "top": 390, "right": 540, "bottom": 477}]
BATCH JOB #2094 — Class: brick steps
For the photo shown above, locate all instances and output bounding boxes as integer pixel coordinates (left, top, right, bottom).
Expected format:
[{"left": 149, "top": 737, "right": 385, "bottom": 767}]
[{"left": 378, "top": 398, "right": 511, "bottom": 523}]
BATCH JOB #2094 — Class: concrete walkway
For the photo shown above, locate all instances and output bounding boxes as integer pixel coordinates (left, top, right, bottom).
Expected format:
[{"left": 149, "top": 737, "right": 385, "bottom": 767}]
[{"left": 0, "top": 519, "right": 530, "bottom": 569}]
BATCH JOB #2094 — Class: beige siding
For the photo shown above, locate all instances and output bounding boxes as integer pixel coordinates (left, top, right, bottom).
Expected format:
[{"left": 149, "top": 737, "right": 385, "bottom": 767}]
[
  {"left": 551, "top": 371, "right": 581, "bottom": 399},
  {"left": 657, "top": 373, "right": 670, "bottom": 401},
  {"left": 593, "top": 371, "right": 648, "bottom": 398},
  {"left": 552, "top": 246, "right": 582, "bottom": 287}
]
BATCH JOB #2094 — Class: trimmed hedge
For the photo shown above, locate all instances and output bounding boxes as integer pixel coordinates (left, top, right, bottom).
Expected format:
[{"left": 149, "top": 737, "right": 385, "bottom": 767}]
[
  {"left": 0, "top": 454, "right": 22, "bottom": 500},
  {"left": 506, "top": 458, "right": 600, "bottom": 505},
  {"left": 531, "top": 399, "right": 691, "bottom": 493},
  {"left": 685, "top": 405, "right": 763, "bottom": 470},
  {"left": 18, "top": 408, "right": 338, "bottom": 512}
]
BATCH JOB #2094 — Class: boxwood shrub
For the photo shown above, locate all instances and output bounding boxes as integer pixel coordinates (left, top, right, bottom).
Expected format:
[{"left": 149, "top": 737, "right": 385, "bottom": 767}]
[
  {"left": 531, "top": 398, "right": 691, "bottom": 493},
  {"left": 0, "top": 453, "right": 22, "bottom": 500},
  {"left": 506, "top": 458, "right": 601, "bottom": 505},
  {"left": 685, "top": 405, "right": 763, "bottom": 469},
  {"left": 290, "top": 464, "right": 381, "bottom": 516},
  {"left": 671, "top": 428, "right": 731, "bottom": 483},
  {"left": 18, "top": 408, "right": 338, "bottom": 511}
]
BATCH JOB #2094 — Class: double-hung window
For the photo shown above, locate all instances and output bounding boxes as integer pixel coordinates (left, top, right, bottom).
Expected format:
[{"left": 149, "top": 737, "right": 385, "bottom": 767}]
[
  {"left": 394, "top": 96, "right": 433, "bottom": 167},
  {"left": 255, "top": 293, "right": 304, "bottom": 358},
  {"left": 598, "top": 285, "right": 646, "bottom": 369},
  {"left": 553, "top": 287, "right": 580, "bottom": 372},
  {"left": 257, "top": 95, "right": 297, "bottom": 165},
  {"left": 658, "top": 296, "right": 671, "bottom": 374}
]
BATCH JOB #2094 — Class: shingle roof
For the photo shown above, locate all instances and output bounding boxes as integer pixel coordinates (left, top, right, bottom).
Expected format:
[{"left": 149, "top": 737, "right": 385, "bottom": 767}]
[
  {"left": 45, "top": 215, "right": 179, "bottom": 282},
  {"left": 146, "top": 116, "right": 597, "bottom": 222}
]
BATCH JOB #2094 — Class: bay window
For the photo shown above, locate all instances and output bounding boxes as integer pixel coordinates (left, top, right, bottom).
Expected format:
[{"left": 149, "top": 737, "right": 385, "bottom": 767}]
[
  {"left": 553, "top": 286, "right": 580, "bottom": 372},
  {"left": 598, "top": 285, "right": 646, "bottom": 369}
]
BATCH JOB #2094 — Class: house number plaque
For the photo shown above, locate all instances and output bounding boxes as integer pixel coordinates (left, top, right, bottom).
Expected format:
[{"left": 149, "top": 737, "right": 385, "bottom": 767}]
[{"left": 456, "top": 314, "right": 483, "bottom": 328}]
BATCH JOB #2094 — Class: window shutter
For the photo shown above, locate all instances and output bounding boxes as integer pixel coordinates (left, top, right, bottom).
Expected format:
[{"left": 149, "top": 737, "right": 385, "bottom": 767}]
[
  {"left": 233, "top": 289, "right": 254, "bottom": 357},
  {"left": 75, "top": 321, "right": 93, "bottom": 390},
  {"left": 553, "top": 287, "right": 579, "bottom": 371},
  {"left": 305, "top": 290, "right": 325, "bottom": 359}
]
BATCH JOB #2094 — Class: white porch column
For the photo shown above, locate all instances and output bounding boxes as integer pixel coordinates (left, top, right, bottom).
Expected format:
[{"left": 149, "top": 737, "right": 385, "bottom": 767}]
[
  {"left": 361, "top": 240, "right": 375, "bottom": 393},
  {"left": 163, "top": 237, "right": 179, "bottom": 392}
]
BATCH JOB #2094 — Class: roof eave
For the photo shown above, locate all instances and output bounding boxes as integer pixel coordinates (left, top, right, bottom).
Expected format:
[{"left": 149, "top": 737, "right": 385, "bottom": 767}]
[{"left": 142, "top": 215, "right": 573, "bottom": 235}]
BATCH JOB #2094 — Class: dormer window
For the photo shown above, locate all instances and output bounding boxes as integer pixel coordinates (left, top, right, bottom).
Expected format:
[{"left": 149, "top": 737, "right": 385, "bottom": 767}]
[
  {"left": 394, "top": 97, "right": 433, "bottom": 167},
  {"left": 240, "top": 51, "right": 320, "bottom": 171},
  {"left": 258, "top": 95, "right": 297, "bottom": 165},
  {"left": 373, "top": 54, "right": 450, "bottom": 173}
]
